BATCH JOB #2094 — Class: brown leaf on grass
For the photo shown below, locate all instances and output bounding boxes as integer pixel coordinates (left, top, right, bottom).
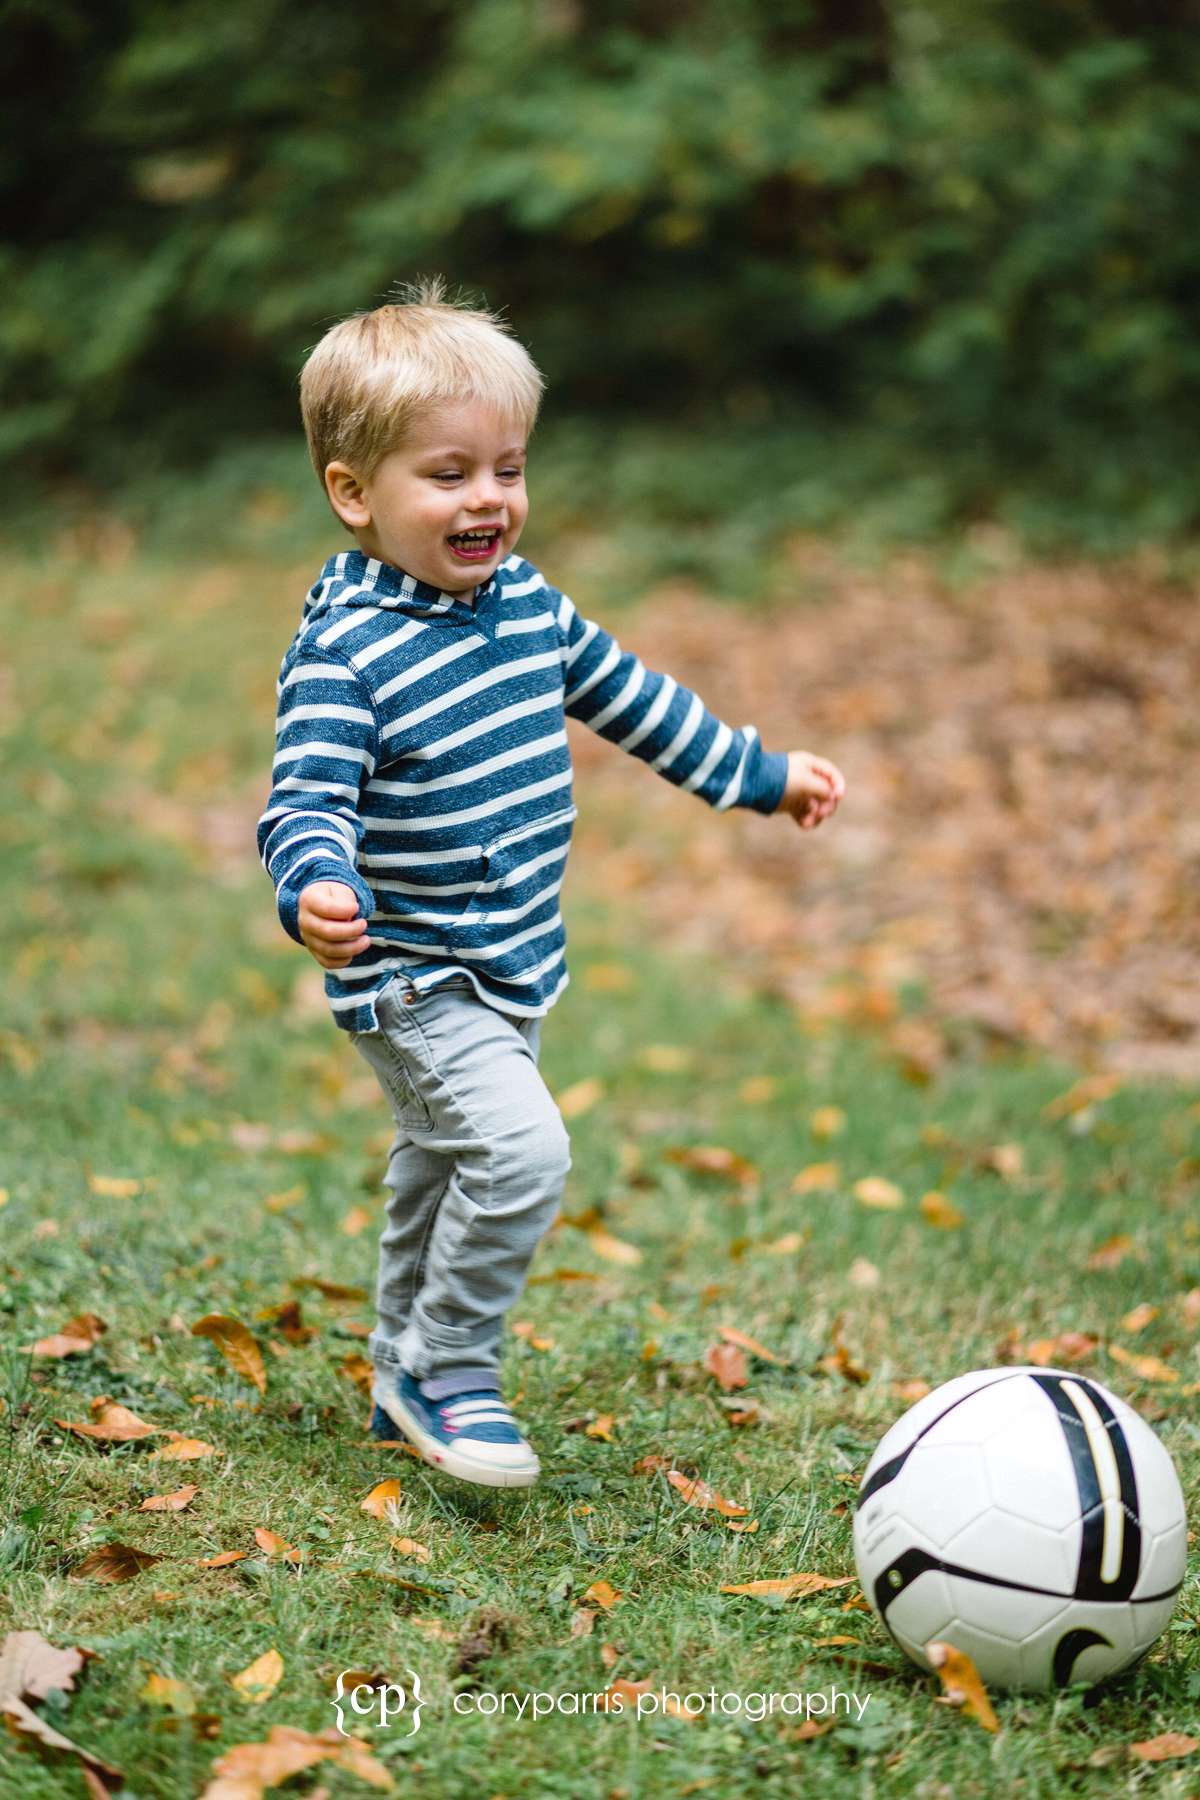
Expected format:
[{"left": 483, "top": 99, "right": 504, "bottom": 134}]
[
  {"left": 556, "top": 1076, "right": 605, "bottom": 1119},
  {"left": 149, "top": 1433, "right": 217, "bottom": 1461},
  {"left": 230, "top": 1649, "right": 283, "bottom": 1705},
  {"left": 763, "top": 1230, "right": 807, "bottom": 1254},
  {"left": 853, "top": 1176, "right": 904, "bottom": 1210},
  {"left": 1120, "top": 1303, "right": 1158, "bottom": 1335},
  {"left": 360, "top": 1480, "right": 403, "bottom": 1521},
  {"left": 718, "top": 1324, "right": 786, "bottom": 1365},
  {"left": 818, "top": 1315, "right": 870, "bottom": 1385},
  {"left": 666, "top": 1470, "right": 749, "bottom": 1518},
  {"left": 809, "top": 1106, "right": 847, "bottom": 1139},
  {"left": 511, "top": 1320, "right": 555, "bottom": 1350},
  {"left": 76, "top": 1544, "right": 162, "bottom": 1583},
  {"left": 600, "top": 1642, "right": 621, "bottom": 1669},
  {"left": 1087, "top": 1233, "right": 1135, "bottom": 1271},
  {"left": 926, "top": 1641, "right": 1000, "bottom": 1732},
  {"left": 919, "top": 1190, "right": 964, "bottom": 1230},
  {"left": 599, "top": 1675, "right": 654, "bottom": 1713},
  {"left": 389, "top": 1538, "right": 429, "bottom": 1563},
  {"left": 585, "top": 1414, "right": 616, "bottom": 1441},
  {"left": 191, "top": 1315, "right": 266, "bottom": 1395},
  {"left": 718, "top": 1395, "right": 768, "bottom": 1427},
  {"left": 664, "top": 1144, "right": 760, "bottom": 1186},
  {"left": 289, "top": 1277, "right": 369, "bottom": 1302},
  {"left": 140, "top": 1484, "right": 198, "bottom": 1512},
  {"left": 582, "top": 1580, "right": 622, "bottom": 1611},
  {"left": 198, "top": 1551, "right": 246, "bottom": 1569},
  {"left": 569, "top": 1607, "right": 596, "bottom": 1637},
  {"left": 981, "top": 1143, "right": 1024, "bottom": 1180},
  {"left": 792, "top": 1161, "right": 840, "bottom": 1194},
  {"left": 0, "top": 1638, "right": 123, "bottom": 1791},
  {"left": 1128, "top": 1733, "right": 1198, "bottom": 1763},
  {"left": 138, "top": 1673, "right": 195, "bottom": 1712},
  {"left": 891, "top": 1379, "right": 932, "bottom": 1402},
  {"left": 704, "top": 1342, "right": 748, "bottom": 1391},
  {"left": 631, "top": 1454, "right": 672, "bottom": 1476},
  {"left": 585, "top": 1227, "right": 643, "bottom": 1267},
  {"left": 720, "top": 1573, "right": 855, "bottom": 1601},
  {"left": 201, "top": 1723, "right": 392, "bottom": 1799},
  {"left": 339, "top": 1352, "right": 374, "bottom": 1391},
  {"left": 1181, "top": 1287, "right": 1200, "bottom": 1327},
  {"left": 526, "top": 1267, "right": 600, "bottom": 1286},
  {"left": 23, "top": 1312, "right": 108, "bottom": 1358},
  {"left": 1043, "top": 1075, "right": 1123, "bottom": 1121},
  {"left": 55, "top": 1398, "right": 158, "bottom": 1443},
  {"left": 253, "top": 1300, "right": 316, "bottom": 1344},
  {"left": 1023, "top": 1331, "right": 1099, "bottom": 1367},
  {"left": 1107, "top": 1344, "right": 1179, "bottom": 1383},
  {"left": 340, "top": 1204, "right": 374, "bottom": 1237},
  {"left": 253, "top": 1530, "right": 304, "bottom": 1564},
  {"left": 453, "top": 1606, "right": 512, "bottom": 1680}
]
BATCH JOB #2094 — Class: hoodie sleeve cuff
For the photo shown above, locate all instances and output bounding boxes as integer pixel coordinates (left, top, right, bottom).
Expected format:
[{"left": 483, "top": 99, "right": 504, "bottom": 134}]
[
  {"left": 277, "top": 862, "right": 375, "bottom": 947},
  {"left": 743, "top": 748, "right": 790, "bottom": 815}
]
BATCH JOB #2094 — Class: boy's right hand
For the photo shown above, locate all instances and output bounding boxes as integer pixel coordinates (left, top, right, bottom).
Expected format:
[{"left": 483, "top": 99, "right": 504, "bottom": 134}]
[{"left": 298, "top": 881, "right": 370, "bottom": 969}]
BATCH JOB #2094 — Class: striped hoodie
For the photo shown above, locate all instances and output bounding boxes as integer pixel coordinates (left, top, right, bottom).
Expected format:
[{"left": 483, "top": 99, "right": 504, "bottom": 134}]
[{"left": 257, "top": 549, "right": 789, "bottom": 1032}]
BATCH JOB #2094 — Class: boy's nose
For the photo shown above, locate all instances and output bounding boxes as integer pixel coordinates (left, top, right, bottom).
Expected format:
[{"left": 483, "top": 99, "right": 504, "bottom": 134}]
[{"left": 468, "top": 477, "right": 505, "bottom": 511}]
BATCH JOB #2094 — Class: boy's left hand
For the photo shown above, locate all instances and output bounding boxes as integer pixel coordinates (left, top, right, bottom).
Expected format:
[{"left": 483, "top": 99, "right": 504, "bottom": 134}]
[{"left": 776, "top": 750, "right": 846, "bottom": 830}]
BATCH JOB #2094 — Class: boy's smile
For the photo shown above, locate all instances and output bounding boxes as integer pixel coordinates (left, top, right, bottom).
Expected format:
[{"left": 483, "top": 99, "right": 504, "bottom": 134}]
[{"left": 325, "top": 401, "right": 529, "bottom": 597}]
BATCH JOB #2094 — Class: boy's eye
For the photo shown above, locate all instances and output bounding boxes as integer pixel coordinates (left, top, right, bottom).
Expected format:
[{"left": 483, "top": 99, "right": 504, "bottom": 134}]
[
  {"left": 432, "top": 470, "right": 462, "bottom": 482},
  {"left": 499, "top": 467, "right": 523, "bottom": 480}
]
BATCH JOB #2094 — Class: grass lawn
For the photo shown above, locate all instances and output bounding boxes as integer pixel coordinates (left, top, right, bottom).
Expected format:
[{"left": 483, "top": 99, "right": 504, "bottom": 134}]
[{"left": 1, "top": 534, "right": 1197, "bottom": 1798}]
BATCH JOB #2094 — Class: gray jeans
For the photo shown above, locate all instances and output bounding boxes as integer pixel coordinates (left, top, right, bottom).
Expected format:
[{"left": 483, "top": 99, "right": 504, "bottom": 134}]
[{"left": 350, "top": 973, "right": 571, "bottom": 1382}]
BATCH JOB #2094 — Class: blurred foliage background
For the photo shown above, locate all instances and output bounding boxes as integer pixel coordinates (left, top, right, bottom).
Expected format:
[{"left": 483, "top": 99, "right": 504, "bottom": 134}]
[{"left": 4, "top": 0, "right": 1200, "bottom": 558}]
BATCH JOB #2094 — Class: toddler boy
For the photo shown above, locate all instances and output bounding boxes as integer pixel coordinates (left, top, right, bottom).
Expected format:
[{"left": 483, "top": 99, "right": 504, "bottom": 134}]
[{"left": 257, "top": 281, "right": 844, "bottom": 1488}]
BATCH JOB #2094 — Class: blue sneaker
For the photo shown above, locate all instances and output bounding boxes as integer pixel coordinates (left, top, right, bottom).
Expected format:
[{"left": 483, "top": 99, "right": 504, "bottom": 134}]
[{"left": 371, "top": 1367, "right": 539, "bottom": 1489}]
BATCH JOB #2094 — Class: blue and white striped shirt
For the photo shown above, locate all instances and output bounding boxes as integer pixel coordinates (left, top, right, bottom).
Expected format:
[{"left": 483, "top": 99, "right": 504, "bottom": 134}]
[{"left": 257, "top": 549, "right": 789, "bottom": 1033}]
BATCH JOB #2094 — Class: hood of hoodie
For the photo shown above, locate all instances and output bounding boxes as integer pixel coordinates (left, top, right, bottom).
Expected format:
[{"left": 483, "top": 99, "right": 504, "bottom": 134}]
[{"left": 299, "top": 549, "right": 497, "bottom": 633}]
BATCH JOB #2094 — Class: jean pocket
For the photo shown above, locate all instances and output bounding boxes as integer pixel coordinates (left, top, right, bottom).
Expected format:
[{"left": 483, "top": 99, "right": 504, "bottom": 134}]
[{"left": 359, "top": 986, "right": 435, "bottom": 1133}]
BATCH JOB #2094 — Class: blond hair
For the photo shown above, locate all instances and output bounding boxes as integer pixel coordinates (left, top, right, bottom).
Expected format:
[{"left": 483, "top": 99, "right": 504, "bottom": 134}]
[{"left": 299, "top": 279, "right": 544, "bottom": 503}]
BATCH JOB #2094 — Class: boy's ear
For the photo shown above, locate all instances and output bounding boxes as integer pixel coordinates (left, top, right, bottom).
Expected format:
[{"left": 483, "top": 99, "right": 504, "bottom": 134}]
[{"left": 324, "top": 461, "right": 371, "bottom": 530}]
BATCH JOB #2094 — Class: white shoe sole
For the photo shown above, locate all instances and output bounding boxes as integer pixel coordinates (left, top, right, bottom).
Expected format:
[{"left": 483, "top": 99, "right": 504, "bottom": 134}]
[{"left": 375, "top": 1386, "right": 540, "bottom": 1490}]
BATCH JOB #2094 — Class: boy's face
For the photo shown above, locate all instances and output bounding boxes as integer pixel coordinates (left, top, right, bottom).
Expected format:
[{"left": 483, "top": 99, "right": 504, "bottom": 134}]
[{"left": 326, "top": 401, "right": 529, "bottom": 596}]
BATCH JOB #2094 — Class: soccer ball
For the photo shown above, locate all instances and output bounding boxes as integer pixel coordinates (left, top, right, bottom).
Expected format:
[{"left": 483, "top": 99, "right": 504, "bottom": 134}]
[{"left": 852, "top": 1367, "right": 1188, "bottom": 1691}]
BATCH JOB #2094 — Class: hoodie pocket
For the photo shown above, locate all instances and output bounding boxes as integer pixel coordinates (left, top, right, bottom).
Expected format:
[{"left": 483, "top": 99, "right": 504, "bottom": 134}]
[{"left": 460, "top": 803, "right": 577, "bottom": 923}]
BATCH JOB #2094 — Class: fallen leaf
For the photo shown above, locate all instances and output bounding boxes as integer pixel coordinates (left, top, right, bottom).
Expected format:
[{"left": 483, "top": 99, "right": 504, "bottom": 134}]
[
  {"left": 718, "top": 1324, "right": 786, "bottom": 1365},
  {"left": 585, "top": 1414, "right": 616, "bottom": 1441},
  {"left": 704, "top": 1342, "right": 748, "bottom": 1391},
  {"left": 339, "top": 1352, "right": 374, "bottom": 1391},
  {"left": 792, "top": 1162, "right": 841, "bottom": 1197},
  {"left": 891, "top": 1379, "right": 931, "bottom": 1402},
  {"left": 198, "top": 1551, "right": 246, "bottom": 1569},
  {"left": 585, "top": 1228, "right": 642, "bottom": 1267},
  {"left": 289, "top": 1277, "right": 369, "bottom": 1301},
  {"left": 141, "top": 1484, "right": 198, "bottom": 1512},
  {"left": 583, "top": 1580, "right": 622, "bottom": 1610},
  {"left": 556, "top": 1076, "right": 605, "bottom": 1118},
  {"left": 510, "top": 1320, "right": 555, "bottom": 1350},
  {"left": 200, "top": 1723, "right": 390, "bottom": 1798},
  {"left": 1024, "top": 1331, "right": 1099, "bottom": 1367},
  {"left": 1120, "top": 1303, "right": 1158, "bottom": 1335},
  {"left": 88, "top": 1175, "right": 142, "bottom": 1198},
  {"left": 360, "top": 1480, "right": 403, "bottom": 1520},
  {"left": 1129, "top": 1733, "right": 1198, "bottom": 1763},
  {"left": 664, "top": 1144, "right": 759, "bottom": 1186},
  {"left": 76, "top": 1543, "right": 162, "bottom": 1583},
  {"left": 853, "top": 1176, "right": 903, "bottom": 1210},
  {"left": 340, "top": 1204, "right": 374, "bottom": 1236},
  {"left": 982, "top": 1143, "right": 1024, "bottom": 1180},
  {"left": 809, "top": 1106, "right": 846, "bottom": 1140},
  {"left": 570, "top": 1607, "right": 596, "bottom": 1637},
  {"left": 582, "top": 962, "right": 633, "bottom": 992},
  {"left": 55, "top": 1398, "right": 158, "bottom": 1443},
  {"left": 720, "top": 1573, "right": 855, "bottom": 1601},
  {"left": 848, "top": 1257, "right": 880, "bottom": 1289},
  {"left": 389, "top": 1538, "right": 429, "bottom": 1563},
  {"left": 230, "top": 1648, "right": 283, "bottom": 1705},
  {"left": 1043, "top": 1075, "right": 1123, "bottom": 1120},
  {"left": 600, "top": 1675, "right": 655, "bottom": 1713},
  {"left": 667, "top": 1470, "right": 749, "bottom": 1518},
  {"left": 819, "top": 1315, "right": 870, "bottom": 1385},
  {"left": 1107, "top": 1344, "right": 1179, "bottom": 1383},
  {"left": 639, "top": 1043, "right": 694, "bottom": 1072},
  {"left": 1088, "top": 1233, "right": 1135, "bottom": 1271},
  {"left": 149, "top": 1433, "right": 217, "bottom": 1461},
  {"left": 191, "top": 1315, "right": 266, "bottom": 1395},
  {"left": 139, "top": 1672, "right": 195, "bottom": 1712},
  {"left": 919, "top": 1190, "right": 964, "bottom": 1230},
  {"left": 764, "top": 1230, "right": 806, "bottom": 1254},
  {"left": 926, "top": 1641, "right": 999, "bottom": 1732},
  {"left": 23, "top": 1312, "right": 108, "bottom": 1358},
  {"left": 737, "top": 1075, "right": 775, "bottom": 1102},
  {"left": 0, "top": 1632, "right": 123, "bottom": 1789},
  {"left": 253, "top": 1529, "right": 305, "bottom": 1564},
  {"left": 263, "top": 1183, "right": 305, "bottom": 1213}
]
